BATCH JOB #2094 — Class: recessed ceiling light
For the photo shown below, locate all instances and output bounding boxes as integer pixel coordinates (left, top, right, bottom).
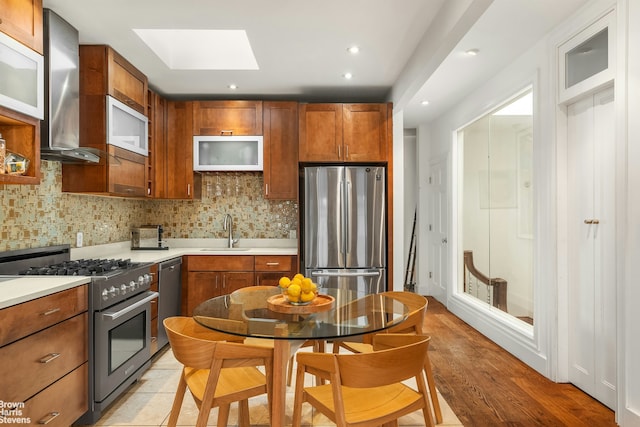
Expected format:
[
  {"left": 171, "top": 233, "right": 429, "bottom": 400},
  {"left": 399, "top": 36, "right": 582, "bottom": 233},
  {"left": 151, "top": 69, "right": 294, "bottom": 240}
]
[
  {"left": 343, "top": 72, "right": 353, "bottom": 80},
  {"left": 133, "top": 29, "right": 259, "bottom": 70},
  {"left": 347, "top": 46, "right": 360, "bottom": 54},
  {"left": 465, "top": 48, "right": 479, "bottom": 56},
  {"left": 421, "top": 100, "right": 430, "bottom": 106},
  {"left": 228, "top": 84, "right": 238, "bottom": 90}
]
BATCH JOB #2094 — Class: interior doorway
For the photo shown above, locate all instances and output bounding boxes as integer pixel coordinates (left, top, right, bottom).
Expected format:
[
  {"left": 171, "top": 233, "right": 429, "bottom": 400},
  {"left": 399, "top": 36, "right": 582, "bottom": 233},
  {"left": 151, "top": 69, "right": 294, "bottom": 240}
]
[{"left": 565, "top": 85, "right": 616, "bottom": 409}]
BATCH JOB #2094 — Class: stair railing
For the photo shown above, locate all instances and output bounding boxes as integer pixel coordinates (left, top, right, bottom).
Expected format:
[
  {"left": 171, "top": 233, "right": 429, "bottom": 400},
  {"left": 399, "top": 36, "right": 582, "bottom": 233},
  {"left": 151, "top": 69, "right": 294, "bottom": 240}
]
[{"left": 463, "top": 250, "right": 508, "bottom": 312}]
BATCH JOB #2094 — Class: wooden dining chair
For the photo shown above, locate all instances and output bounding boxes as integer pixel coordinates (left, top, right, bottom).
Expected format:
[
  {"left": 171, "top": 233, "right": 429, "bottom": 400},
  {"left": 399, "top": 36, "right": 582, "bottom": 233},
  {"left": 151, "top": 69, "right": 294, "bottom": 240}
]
[
  {"left": 331, "top": 291, "right": 442, "bottom": 424},
  {"left": 163, "top": 316, "right": 274, "bottom": 427},
  {"left": 229, "top": 285, "right": 324, "bottom": 386},
  {"left": 292, "top": 333, "right": 435, "bottom": 427}
]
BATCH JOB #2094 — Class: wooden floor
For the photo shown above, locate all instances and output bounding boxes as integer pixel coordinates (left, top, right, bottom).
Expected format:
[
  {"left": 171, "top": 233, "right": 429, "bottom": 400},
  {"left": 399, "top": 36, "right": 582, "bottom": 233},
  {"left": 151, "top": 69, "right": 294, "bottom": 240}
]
[{"left": 425, "top": 297, "right": 617, "bottom": 427}]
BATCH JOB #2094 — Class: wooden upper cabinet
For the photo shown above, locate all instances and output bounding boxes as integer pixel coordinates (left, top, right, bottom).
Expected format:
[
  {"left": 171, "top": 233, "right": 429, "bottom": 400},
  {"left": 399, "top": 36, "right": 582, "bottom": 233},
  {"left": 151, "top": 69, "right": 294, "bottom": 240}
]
[
  {"left": 0, "top": 0, "right": 43, "bottom": 53},
  {"left": 166, "top": 100, "right": 201, "bottom": 199},
  {"left": 298, "top": 103, "right": 343, "bottom": 162},
  {"left": 299, "top": 103, "right": 390, "bottom": 163},
  {"left": 0, "top": 105, "right": 41, "bottom": 185},
  {"left": 193, "top": 100, "right": 263, "bottom": 136},
  {"left": 263, "top": 101, "right": 298, "bottom": 199},
  {"left": 80, "top": 45, "right": 148, "bottom": 114},
  {"left": 343, "top": 103, "right": 389, "bottom": 162},
  {"left": 147, "top": 90, "right": 167, "bottom": 198}
]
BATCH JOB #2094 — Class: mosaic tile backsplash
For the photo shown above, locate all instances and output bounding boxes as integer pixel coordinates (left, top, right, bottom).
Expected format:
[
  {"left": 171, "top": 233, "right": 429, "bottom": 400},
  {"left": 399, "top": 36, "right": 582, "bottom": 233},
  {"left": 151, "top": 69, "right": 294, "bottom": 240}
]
[{"left": 0, "top": 161, "right": 298, "bottom": 252}]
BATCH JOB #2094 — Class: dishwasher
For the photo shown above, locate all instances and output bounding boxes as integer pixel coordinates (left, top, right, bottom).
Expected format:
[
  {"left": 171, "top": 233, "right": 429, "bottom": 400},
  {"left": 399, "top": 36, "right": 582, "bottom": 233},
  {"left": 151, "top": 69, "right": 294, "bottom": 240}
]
[{"left": 157, "top": 257, "right": 182, "bottom": 350}]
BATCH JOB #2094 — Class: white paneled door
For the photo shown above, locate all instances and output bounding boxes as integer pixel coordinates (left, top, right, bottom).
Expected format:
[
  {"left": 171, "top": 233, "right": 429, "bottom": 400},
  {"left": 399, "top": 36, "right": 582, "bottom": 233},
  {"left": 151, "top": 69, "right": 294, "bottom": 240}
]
[
  {"left": 566, "top": 86, "right": 616, "bottom": 409},
  {"left": 427, "top": 158, "right": 448, "bottom": 299}
]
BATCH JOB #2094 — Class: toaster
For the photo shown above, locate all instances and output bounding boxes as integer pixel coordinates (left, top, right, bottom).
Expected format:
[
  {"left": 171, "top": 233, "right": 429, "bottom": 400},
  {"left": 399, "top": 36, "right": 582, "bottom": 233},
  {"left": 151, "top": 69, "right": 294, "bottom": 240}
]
[{"left": 131, "top": 225, "right": 168, "bottom": 250}]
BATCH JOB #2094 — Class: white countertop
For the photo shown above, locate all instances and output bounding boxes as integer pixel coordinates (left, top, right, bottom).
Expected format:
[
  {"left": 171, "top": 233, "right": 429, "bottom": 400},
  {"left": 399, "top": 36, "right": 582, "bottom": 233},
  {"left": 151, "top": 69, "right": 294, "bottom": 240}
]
[
  {"left": 0, "top": 276, "right": 91, "bottom": 310},
  {"left": 0, "top": 239, "right": 298, "bottom": 310}
]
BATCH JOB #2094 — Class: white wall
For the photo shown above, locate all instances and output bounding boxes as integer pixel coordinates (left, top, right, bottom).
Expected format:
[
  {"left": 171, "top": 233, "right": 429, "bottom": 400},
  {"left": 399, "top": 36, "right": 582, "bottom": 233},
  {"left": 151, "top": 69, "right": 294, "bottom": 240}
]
[
  {"left": 414, "top": 0, "right": 640, "bottom": 423},
  {"left": 620, "top": 0, "right": 640, "bottom": 423},
  {"left": 418, "top": 36, "right": 552, "bottom": 375}
]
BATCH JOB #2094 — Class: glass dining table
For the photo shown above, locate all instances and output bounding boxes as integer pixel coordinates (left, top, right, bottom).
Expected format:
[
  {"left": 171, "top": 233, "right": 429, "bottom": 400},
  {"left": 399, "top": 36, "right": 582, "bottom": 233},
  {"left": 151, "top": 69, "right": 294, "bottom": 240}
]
[{"left": 192, "top": 286, "right": 409, "bottom": 426}]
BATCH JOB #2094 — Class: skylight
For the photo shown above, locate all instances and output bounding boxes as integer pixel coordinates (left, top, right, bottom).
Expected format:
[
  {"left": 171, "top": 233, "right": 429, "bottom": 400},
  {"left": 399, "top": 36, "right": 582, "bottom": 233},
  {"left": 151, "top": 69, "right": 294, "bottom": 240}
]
[{"left": 133, "top": 29, "right": 259, "bottom": 70}]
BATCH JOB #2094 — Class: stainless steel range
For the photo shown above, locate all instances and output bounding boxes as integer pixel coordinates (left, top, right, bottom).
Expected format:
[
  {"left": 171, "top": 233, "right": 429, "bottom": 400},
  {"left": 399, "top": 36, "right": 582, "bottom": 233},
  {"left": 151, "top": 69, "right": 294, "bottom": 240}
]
[{"left": 0, "top": 245, "right": 157, "bottom": 425}]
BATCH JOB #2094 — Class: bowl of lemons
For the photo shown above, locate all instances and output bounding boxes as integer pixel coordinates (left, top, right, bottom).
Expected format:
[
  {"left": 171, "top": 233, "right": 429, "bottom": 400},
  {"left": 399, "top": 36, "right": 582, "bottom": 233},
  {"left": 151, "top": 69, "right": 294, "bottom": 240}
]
[{"left": 278, "top": 273, "right": 318, "bottom": 305}]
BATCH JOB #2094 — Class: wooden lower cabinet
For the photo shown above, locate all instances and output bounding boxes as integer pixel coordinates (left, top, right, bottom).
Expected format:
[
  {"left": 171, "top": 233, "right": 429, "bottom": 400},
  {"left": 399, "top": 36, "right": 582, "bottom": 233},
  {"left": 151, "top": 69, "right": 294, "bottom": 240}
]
[
  {"left": 182, "top": 255, "right": 298, "bottom": 315},
  {"left": 255, "top": 255, "right": 298, "bottom": 286},
  {"left": 183, "top": 256, "right": 255, "bottom": 315},
  {"left": 23, "top": 363, "right": 89, "bottom": 427},
  {"left": 0, "top": 285, "right": 89, "bottom": 426}
]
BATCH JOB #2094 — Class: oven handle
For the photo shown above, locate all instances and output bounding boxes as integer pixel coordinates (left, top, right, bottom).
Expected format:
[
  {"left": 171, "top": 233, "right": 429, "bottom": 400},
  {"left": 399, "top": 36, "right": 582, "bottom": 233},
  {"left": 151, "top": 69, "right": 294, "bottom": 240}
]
[{"left": 102, "top": 291, "right": 159, "bottom": 321}]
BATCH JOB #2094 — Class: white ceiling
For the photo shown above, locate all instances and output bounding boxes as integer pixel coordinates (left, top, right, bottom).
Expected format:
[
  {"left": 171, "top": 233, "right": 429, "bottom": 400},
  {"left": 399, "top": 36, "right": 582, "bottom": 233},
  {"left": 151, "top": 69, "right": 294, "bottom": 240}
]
[{"left": 42, "top": 0, "right": 588, "bottom": 129}]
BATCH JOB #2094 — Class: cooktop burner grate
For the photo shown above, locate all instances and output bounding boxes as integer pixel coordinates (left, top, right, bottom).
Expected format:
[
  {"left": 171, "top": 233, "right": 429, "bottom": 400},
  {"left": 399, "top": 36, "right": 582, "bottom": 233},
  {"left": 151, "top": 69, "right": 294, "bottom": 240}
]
[{"left": 19, "top": 258, "right": 139, "bottom": 276}]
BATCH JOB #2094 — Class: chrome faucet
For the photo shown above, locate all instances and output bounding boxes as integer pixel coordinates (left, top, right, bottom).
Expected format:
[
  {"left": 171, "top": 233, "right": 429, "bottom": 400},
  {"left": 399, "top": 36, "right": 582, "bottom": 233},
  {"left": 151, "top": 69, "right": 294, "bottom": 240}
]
[{"left": 223, "top": 213, "right": 238, "bottom": 248}]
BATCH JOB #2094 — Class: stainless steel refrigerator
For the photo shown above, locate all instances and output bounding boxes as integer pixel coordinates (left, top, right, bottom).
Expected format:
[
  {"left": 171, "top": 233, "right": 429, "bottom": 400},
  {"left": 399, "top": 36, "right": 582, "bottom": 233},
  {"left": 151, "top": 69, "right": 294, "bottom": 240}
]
[{"left": 303, "top": 166, "right": 386, "bottom": 295}]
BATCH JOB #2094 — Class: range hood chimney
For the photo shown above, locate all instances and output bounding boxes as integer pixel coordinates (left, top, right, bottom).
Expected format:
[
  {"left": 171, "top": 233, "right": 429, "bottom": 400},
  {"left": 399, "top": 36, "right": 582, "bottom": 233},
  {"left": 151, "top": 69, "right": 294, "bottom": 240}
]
[{"left": 41, "top": 9, "right": 100, "bottom": 163}]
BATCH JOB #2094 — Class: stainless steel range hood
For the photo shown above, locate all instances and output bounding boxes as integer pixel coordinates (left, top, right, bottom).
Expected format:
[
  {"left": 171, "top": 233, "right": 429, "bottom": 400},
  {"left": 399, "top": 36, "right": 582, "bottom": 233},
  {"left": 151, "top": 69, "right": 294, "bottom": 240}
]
[{"left": 41, "top": 9, "right": 100, "bottom": 163}]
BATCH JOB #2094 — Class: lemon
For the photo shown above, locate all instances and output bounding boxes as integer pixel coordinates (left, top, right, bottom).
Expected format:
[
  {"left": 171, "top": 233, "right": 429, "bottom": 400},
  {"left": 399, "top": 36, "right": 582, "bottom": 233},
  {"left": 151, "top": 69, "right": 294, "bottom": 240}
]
[
  {"left": 310, "top": 282, "right": 318, "bottom": 292},
  {"left": 287, "top": 283, "right": 301, "bottom": 297},
  {"left": 300, "top": 291, "right": 315, "bottom": 302},
  {"left": 278, "top": 276, "right": 291, "bottom": 288},
  {"left": 291, "top": 277, "right": 302, "bottom": 286},
  {"left": 288, "top": 294, "right": 300, "bottom": 303},
  {"left": 300, "top": 277, "right": 313, "bottom": 292},
  {"left": 293, "top": 273, "right": 305, "bottom": 282}
]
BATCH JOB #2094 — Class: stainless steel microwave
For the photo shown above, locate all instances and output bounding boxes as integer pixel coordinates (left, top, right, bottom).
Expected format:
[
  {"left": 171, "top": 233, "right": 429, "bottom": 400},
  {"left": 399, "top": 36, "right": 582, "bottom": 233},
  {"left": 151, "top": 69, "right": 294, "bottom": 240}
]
[{"left": 193, "top": 135, "right": 263, "bottom": 171}]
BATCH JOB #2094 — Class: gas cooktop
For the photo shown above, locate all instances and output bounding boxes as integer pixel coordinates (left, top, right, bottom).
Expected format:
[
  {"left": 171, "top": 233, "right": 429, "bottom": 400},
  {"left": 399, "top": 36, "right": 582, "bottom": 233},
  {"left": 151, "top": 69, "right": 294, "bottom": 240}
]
[{"left": 19, "top": 258, "right": 144, "bottom": 277}]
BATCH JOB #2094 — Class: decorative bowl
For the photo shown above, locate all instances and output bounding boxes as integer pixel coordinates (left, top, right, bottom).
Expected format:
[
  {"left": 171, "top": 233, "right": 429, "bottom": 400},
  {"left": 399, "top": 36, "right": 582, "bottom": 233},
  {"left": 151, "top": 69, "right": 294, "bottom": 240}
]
[{"left": 282, "top": 289, "right": 318, "bottom": 306}]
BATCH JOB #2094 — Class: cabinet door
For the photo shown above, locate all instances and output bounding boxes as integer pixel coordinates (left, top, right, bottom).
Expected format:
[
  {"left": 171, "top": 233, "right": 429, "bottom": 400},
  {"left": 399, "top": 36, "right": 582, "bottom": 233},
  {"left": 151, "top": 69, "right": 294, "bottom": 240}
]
[
  {"left": 186, "top": 271, "right": 221, "bottom": 316},
  {"left": 343, "top": 103, "right": 389, "bottom": 162},
  {"left": 299, "top": 103, "right": 343, "bottom": 162},
  {"left": 107, "top": 48, "right": 148, "bottom": 114},
  {"left": 147, "top": 90, "right": 167, "bottom": 198},
  {"left": 263, "top": 101, "right": 298, "bottom": 199},
  {"left": 107, "top": 145, "right": 147, "bottom": 197},
  {"left": 166, "top": 101, "right": 201, "bottom": 199},
  {"left": 222, "top": 271, "right": 255, "bottom": 294},
  {"left": 193, "top": 100, "right": 263, "bottom": 136},
  {"left": 0, "top": 0, "right": 43, "bottom": 53}
]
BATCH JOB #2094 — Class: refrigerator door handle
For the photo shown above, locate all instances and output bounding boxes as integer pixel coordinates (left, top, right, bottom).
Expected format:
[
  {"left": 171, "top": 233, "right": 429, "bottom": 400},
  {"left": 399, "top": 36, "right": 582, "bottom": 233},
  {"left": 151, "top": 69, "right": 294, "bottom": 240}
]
[
  {"left": 310, "top": 271, "right": 381, "bottom": 277},
  {"left": 340, "top": 177, "right": 347, "bottom": 256},
  {"left": 345, "top": 177, "right": 352, "bottom": 255}
]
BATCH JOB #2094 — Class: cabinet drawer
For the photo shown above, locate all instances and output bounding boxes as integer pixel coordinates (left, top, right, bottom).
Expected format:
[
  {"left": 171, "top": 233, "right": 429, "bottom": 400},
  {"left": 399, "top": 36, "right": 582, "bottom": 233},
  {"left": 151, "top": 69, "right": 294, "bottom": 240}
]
[
  {"left": 254, "top": 255, "right": 293, "bottom": 272},
  {"left": 0, "top": 312, "right": 88, "bottom": 402},
  {"left": 186, "top": 255, "right": 254, "bottom": 271},
  {"left": 22, "top": 363, "right": 88, "bottom": 427},
  {"left": 0, "top": 285, "right": 87, "bottom": 347}
]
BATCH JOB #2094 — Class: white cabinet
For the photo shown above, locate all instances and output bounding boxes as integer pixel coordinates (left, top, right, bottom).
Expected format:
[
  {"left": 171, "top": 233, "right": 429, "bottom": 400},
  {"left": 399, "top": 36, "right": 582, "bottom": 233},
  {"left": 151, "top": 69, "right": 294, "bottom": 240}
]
[{"left": 566, "top": 86, "right": 616, "bottom": 408}]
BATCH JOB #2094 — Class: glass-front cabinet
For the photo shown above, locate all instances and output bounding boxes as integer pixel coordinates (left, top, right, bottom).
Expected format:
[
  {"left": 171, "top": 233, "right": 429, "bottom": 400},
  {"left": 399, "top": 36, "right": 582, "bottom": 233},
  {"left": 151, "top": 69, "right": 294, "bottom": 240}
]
[{"left": 0, "top": 30, "right": 44, "bottom": 120}]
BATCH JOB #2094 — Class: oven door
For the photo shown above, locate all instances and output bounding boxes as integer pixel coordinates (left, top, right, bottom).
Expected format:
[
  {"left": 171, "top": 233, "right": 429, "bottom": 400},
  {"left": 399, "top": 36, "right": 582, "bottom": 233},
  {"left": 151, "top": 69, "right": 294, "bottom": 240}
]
[{"left": 94, "top": 290, "right": 158, "bottom": 402}]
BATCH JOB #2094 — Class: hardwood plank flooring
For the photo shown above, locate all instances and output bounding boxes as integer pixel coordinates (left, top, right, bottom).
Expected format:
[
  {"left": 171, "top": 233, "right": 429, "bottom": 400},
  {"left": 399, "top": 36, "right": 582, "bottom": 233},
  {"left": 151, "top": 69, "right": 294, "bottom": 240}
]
[{"left": 424, "top": 297, "right": 617, "bottom": 426}]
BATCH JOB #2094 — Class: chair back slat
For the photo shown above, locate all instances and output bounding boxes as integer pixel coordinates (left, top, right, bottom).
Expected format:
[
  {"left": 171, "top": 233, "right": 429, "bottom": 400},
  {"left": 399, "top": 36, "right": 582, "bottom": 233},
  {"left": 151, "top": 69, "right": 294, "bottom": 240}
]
[{"left": 336, "top": 335, "right": 430, "bottom": 388}]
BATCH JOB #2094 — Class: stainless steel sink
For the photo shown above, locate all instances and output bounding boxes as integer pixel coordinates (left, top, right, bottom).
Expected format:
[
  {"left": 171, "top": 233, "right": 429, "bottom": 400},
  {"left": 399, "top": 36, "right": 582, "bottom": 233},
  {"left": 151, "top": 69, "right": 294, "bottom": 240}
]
[{"left": 200, "top": 248, "right": 250, "bottom": 252}]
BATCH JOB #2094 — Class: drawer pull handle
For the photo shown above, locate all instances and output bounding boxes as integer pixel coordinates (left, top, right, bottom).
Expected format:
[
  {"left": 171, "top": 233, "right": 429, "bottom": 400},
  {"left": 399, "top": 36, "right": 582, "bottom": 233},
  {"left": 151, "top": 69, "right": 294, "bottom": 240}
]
[
  {"left": 42, "top": 308, "right": 61, "bottom": 316},
  {"left": 40, "top": 353, "right": 61, "bottom": 364},
  {"left": 220, "top": 130, "right": 234, "bottom": 135},
  {"left": 38, "top": 412, "right": 60, "bottom": 424},
  {"left": 266, "top": 262, "right": 280, "bottom": 266}
]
